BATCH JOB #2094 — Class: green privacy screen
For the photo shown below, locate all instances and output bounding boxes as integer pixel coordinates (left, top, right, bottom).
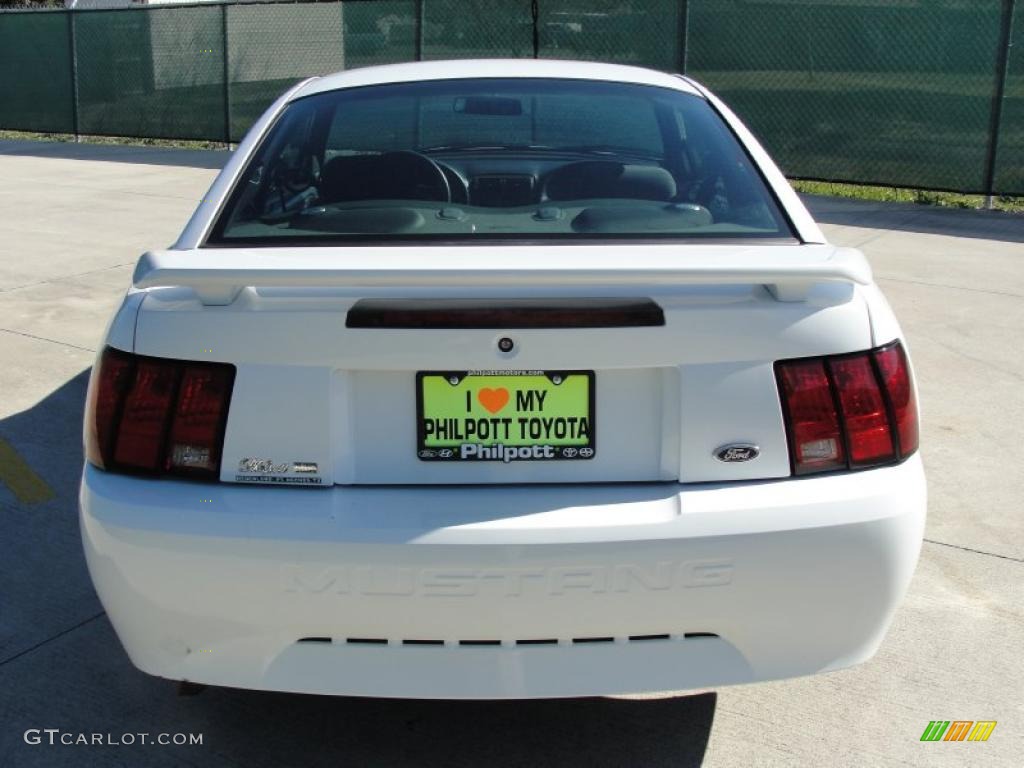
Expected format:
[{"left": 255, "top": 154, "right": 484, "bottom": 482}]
[
  {"left": 0, "top": 12, "right": 74, "bottom": 134},
  {"left": 994, "top": 7, "right": 1024, "bottom": 196},
  {"left": 538, "top": 0, "right": 683, "bottom": 72},
  {"left": 0, "top": 0, "right": 1021, "bottom": 195},
  {"left": 227, "top": 1, "right": 418, "bottom": 141},
  {"left": 422, "top": 0, "right": 533, "bottom": 59},
  {"left": 226, "top": 3, "right": 344, "bottom": 140},
  {"left": 687, "top": 0, "right": 1006, "bottom": 194},
  {"left": 75, "top": 6, "right": 226, "bottom": 141}
]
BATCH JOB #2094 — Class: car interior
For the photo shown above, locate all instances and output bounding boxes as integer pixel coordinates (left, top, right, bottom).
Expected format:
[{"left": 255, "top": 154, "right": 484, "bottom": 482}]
[{"left": 210, "top": 78, "right": 791, "bottom": 243}]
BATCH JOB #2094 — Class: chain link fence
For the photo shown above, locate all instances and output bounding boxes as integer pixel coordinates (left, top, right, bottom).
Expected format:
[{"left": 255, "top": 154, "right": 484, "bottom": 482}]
[{"left": 0, "top": 0, "right": 1020, "bottom": 196}]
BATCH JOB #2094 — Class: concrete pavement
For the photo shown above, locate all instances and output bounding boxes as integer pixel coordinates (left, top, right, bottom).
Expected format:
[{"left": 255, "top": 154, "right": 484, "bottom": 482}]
[{"left": 0, "top": 139, "right": 1021, "bottom": 767}]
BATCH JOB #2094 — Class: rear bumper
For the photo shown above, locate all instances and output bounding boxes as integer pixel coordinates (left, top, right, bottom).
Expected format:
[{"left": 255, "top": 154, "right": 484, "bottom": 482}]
[{"left": 80, "top": 457, "right": 925, "bottom": 699}]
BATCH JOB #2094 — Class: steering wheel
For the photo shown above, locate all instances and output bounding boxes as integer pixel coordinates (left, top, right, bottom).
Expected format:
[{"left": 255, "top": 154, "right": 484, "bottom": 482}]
[{"left": 379, "top": 150, "right": 451, "bottom": 203}]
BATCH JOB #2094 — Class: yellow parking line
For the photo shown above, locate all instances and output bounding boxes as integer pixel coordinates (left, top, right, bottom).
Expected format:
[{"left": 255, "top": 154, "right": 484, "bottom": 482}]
[{"left": 0, "top": 437, "right": 55, "bottom": 504}]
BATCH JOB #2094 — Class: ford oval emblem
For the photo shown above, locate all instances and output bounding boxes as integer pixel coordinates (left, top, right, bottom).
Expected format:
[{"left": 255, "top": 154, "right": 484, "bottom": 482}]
[{"left": 715, "top": 444, "right": 760, "bottom": 463}]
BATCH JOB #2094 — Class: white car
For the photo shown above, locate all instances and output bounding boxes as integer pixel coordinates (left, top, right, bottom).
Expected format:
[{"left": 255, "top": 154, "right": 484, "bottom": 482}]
[{"left": 80, "top": 59, "right": 925, "bottom": 699}]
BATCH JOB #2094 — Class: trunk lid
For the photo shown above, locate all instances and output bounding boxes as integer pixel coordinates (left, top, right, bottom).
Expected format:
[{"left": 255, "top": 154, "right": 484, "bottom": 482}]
[{"left": 130, "top": 244, "right": 873, "bottom": 485}]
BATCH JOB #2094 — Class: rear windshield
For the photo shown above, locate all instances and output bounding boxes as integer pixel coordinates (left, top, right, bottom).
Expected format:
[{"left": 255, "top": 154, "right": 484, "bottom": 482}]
[{"left": 208, "top": 78, "right": 793, "bottom": 245}]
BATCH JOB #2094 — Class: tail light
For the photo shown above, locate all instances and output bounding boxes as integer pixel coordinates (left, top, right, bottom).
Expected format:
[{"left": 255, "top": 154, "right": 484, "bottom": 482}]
[
  {"left": 776, "top": 341, "right": 918, "bottom": 476},
  {"left": 85, "top": 348, "right": 235, "bottom": 481},
  {"left": 776, "top": 360, "right": 845, "bottom": 473}
]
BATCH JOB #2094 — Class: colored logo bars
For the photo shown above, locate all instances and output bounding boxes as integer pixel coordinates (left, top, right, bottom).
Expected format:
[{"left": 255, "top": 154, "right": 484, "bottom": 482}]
[{"left": 920, "top": 721, "right": 997, "bottom": 742}]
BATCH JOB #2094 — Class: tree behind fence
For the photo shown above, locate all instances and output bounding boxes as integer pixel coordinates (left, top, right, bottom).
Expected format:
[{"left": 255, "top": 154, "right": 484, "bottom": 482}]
[{"left": 0, "top": 0, "right": 1020, "bottom": 196}]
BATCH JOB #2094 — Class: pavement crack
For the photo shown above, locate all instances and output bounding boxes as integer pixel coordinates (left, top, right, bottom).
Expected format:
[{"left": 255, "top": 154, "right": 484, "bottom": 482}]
[
  {"left": 924, "top": 538, "right": 1024, "bottom": 563},
  {"left": 912, "top": 332, "right": 1024, "bottom": 382},
  {"left": 842, "top": 211, "right": 929, "bottom": 248},
  {"left": 0, "top": 327, "right": 95, "bottom": 353},
  {"left": 0, "top": 611, "right": 106, "bottom": 668},
  {"left": 875, "top": 275, "right": 1024, "bottom": 300},
  {"left": 3, "top": 173, "right": 206, "bottom": 201},
  {"left": 0, "top": 261, "right": 134, "bottom": 294}
]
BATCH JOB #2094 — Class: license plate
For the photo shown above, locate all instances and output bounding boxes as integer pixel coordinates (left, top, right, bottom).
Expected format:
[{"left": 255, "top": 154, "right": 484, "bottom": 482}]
[{"left": 416, "top": 370, "right": 595, "bottom": 461}]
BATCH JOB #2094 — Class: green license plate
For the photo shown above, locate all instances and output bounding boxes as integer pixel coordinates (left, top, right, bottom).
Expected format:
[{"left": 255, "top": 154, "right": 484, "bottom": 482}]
[{"left": 416, "top": 370, "right": 595, "bottom": 462}]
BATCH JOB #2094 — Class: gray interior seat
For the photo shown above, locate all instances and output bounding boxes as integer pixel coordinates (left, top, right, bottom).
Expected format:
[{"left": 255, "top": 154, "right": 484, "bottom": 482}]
[
  {"left": 320, "top": 153, "right": 449, "bottom": 203},
  {"left": 543, "top": 160, "right": 677, "bottom": 202}
]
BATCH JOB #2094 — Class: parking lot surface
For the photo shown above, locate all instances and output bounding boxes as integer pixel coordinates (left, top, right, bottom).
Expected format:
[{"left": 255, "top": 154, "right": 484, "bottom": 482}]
[{"left": 0, "top": 139, "right": 1021, "bottom": 767}]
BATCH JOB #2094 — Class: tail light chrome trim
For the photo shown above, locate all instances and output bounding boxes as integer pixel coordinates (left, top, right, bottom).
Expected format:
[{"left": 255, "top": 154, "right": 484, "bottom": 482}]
[
  {"left": 85, "top": 347, "right": 235, "bottom": 482},
  {"left": 775, "top": 341, "right": 919, "bottom": 476}
]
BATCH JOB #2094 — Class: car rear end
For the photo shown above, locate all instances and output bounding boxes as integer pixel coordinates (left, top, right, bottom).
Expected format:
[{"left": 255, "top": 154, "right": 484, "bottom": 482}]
[{"left": 79, "top": 61, "right": 925, "bottom": 699}]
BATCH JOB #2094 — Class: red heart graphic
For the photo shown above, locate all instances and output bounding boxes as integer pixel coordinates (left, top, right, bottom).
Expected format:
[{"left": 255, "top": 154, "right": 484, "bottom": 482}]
[{"left": 477, "top": 387, "right": 510, "bottom": 414}]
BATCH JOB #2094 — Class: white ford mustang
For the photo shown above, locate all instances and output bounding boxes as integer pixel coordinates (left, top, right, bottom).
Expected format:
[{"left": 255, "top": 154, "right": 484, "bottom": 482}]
[{"left": 80, "top": 59, "right": 925, "bottom": 699}]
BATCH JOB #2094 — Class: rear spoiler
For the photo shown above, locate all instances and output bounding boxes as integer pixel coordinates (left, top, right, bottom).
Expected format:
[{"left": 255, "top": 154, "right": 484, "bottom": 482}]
[{"left": 133, "top": 245, "right": 871, "bottom": 305}]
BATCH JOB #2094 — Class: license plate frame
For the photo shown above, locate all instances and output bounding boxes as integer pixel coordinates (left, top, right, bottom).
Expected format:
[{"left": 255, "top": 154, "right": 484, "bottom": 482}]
[{"left": 416, "top": 370, "right": 596, "bottom": 462}]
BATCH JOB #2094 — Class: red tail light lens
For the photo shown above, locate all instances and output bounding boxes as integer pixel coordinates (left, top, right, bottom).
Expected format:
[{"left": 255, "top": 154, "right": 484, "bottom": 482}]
[
  {"left": 85, "top": 348, "right": 135, "bottom": 470},
  {"left": 166, "top": 365, "right": 235, "bottom": 475},
  {"left": 776, "top": 341, "right": 918, "bottom": 475},
  {"left": 828, "top": 356, "right": 895, "bottom": 465},
  {"left": 113, "top": 359, "right": 180, "bottom": 471},
  {"left": 776, "top": 360, "right": 845, "bottom": 474},
  {"left": 85, "top": 348, "right": 235, "bottom": 481},
  {"left": 873, "top": 343, "right": 919, "bottom": 456}
]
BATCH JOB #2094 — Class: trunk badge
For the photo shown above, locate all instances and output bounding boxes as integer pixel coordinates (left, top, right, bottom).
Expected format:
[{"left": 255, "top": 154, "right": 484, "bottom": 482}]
[{"left": 715, "top": 444, "right": 760, "bottom": 463}]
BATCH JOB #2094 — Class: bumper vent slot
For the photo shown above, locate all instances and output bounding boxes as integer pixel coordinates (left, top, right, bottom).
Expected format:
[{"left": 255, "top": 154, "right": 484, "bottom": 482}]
[{"left": 301, "top": 633, "right": 718, "bottom": 647}]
